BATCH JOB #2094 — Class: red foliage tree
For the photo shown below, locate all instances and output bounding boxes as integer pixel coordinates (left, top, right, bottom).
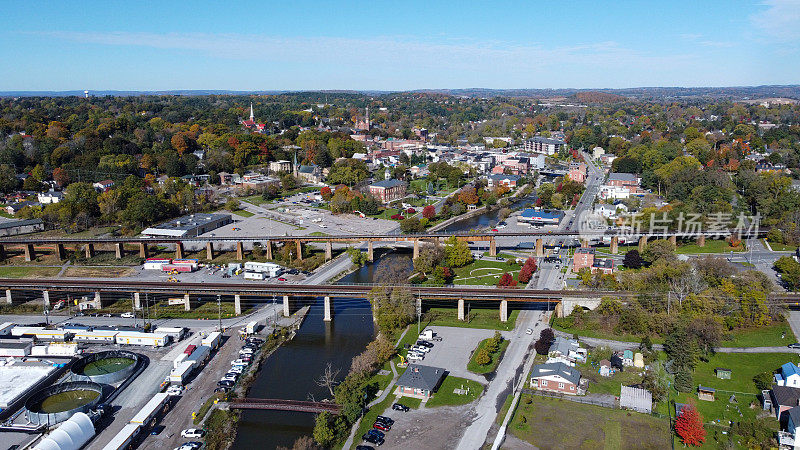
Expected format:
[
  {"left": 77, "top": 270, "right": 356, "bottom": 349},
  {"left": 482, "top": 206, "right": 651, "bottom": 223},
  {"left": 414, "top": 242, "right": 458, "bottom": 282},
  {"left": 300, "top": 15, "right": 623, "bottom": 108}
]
[
  {"left": 497, "top": 272, "right": 517, "bottom": 287},
  {"left": 518, "top": 258, "right": 538, "bottom": 283},
  {"left": 422, "top": 205, "right": 436, "bottom": 220},
  {"left": 52, "top": 167, "right": 70, "bottom": 187},
  {"left": 675, "top": 404, "right": 706, "bottom": 447},
  {"left": 320, "top": 186, "right": 333, "bottom": 201}
]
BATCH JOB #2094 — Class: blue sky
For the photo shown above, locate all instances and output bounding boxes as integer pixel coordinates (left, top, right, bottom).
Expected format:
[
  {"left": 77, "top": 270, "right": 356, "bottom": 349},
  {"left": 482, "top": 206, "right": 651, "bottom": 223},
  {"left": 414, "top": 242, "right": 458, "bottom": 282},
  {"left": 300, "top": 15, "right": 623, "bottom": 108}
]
[{"left": 1, "top": 0, "right": 798, "bottom": 91}]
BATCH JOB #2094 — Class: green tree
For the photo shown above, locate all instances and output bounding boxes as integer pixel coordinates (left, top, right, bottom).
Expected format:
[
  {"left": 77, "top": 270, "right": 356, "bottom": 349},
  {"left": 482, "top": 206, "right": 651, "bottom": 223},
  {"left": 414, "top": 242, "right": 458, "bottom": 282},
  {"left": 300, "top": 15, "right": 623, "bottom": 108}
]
[
  {"left": 312, "top": 412, "right": 337, "bottom": 447},
  {"left": 642, "top": 239, "right": 676, "bottom": 265},
  {"left": 0, "top": 164, "right": 17, "bottom": 193},
  {"left": 474, "top": 348, "right": 490, "bottom": 365},
  {"left": 444, "top": 236, "right": 473, "bottom": 268}
]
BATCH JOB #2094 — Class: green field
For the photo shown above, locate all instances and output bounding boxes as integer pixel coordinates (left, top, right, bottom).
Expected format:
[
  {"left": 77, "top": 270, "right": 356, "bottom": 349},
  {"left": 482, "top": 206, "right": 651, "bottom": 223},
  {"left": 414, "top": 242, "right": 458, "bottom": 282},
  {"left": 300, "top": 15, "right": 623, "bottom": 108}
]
[
  {"left": 426, "top": 375, "right": 483, "bottom": 407},
  {"left": 675, "top": 239, "right": 746, "bottom": 254},
  {"left": 766, "top": 239, "right": 799, "bottom": 252},
  {"left": 467, "top": 338, "right": 509, "bottom": 374},
  {"left": 0, "top": 266, "right": 61, "bottom": 278},
  {"left": 443, "top": 258, "right": 522, "bottom": 286},
  {"left": 425, "top": 307, "right": 519, "bottom": 331},
  {"left": 230, "top": 208, "right": 254, "bottom": 218},
  {"left": 509, "top": 394, "right": 670, "bottom": 449}
]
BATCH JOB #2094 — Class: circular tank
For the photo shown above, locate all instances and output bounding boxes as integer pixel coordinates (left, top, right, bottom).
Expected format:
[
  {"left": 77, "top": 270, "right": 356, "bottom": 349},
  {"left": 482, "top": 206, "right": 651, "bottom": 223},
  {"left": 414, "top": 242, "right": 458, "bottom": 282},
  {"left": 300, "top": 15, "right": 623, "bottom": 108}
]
[
  {"left": 70, "top": 350, "right": 140, "bottom": 384},
  {"left": 25, "top": 381, "right": 103, "bottom": 425}
]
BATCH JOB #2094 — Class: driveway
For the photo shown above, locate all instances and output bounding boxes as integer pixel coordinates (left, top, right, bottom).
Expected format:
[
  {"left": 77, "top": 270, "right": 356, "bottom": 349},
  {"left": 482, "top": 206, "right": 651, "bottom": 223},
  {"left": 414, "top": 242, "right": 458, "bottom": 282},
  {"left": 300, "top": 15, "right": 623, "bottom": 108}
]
[{"left": 417, "top": 326, "right": 508, "bottom": 383}]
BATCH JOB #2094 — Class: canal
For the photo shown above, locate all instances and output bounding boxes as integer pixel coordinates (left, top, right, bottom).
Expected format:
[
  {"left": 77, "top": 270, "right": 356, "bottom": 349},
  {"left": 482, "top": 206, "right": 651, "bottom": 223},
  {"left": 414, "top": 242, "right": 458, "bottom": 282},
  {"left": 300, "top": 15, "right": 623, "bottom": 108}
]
[
  {"left": 231, "top": 252, "right": 410, "bottom": 449},
  {"left": 442, "top": 193, "right": 538, "bottom": 233}
]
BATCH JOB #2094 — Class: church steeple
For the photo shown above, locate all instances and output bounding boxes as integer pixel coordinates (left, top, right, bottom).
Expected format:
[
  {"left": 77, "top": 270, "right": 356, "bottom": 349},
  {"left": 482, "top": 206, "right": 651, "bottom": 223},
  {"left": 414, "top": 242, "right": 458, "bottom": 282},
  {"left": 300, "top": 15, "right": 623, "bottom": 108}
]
[{"left": 249, "top": 103, "right": 254, "bottom": 121}]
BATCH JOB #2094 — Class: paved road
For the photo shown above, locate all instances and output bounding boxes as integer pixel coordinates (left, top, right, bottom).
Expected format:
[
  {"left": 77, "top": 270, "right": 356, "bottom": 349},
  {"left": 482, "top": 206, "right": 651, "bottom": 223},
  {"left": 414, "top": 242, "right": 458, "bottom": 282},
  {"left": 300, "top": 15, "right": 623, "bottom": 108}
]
[{"left": 456, "top": 310, "right": 544, "bottom": 449}]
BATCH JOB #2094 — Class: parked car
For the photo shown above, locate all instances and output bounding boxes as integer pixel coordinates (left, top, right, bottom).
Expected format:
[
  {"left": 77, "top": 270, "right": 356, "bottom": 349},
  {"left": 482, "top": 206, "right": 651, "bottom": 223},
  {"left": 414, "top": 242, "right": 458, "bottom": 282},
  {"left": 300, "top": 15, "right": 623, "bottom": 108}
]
[
  {"left": 415, "top": 341, "right": 434, "bottom": 348},
  {"left": 355, "top": 446, "right": 375, "bottom": 450},
  {"left": 217, "top": 380, "right": 234, "bottom": 387},
  {"left": 229, "top": 366, "right": 244, "bottom": 374},
  {"left": 231, "top": 359, "right": 247, "bottom": 366},
  {"left": 366, "top": 429, "right": 385, "bottom": 440},
  {"left": 375, "top": 415, "right": 394, "bottom": 426},
  {"left": 121, "top": 312, "right": 134, "bottom": 318},
  {"left": 214, "top": 386, "right": 230, "bottom": 393},
  {"left": 410, "top": 345, "right": 430, "bottom": 353},
  {"left": 526, "top": 328, "right": 533, "bottom": 335},
  {"left": 392, "top": 403, "right": 410, "bottom": 412},
  {"left": 151, "top": 425, "right": 165, "bottom": 435},
  {"left": 361, "top": 434, "right": 384, "bottom": 446},
  {"left": 181, "top": 429, "right": 206, "bottom": 438},
  {"left": 373, "top": 421, "right": 390, "bottom": 431},
  {"left": 789, "top": 343, "right": 800, "bottom": 349}
]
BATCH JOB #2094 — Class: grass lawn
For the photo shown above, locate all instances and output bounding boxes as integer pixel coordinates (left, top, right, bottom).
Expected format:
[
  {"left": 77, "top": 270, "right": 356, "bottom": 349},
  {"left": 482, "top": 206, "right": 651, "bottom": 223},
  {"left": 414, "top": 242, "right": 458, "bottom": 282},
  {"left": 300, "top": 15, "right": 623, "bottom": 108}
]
[
  {"left": 0, "top": 266, "right": 60, "bottom": 278},
  {"left": 467, "top": 338, "right": 509, "bottom": 374},
  {"left": 692, "top": 352, "right": 797, "bottom": 394},
  {"left": 581, "top": 364, "right": 644, "bottom": 395},
  {"left": 63, "top": 266, "right": 135, "bottom": 278},
  {"left": 139, "top": 300, "right": 247, "bottom": 319},
  {"left": 426, "top": 375, "right": 483, "bottom": 407},
  {"left": 230, "top": 208, "right": 254, "bottom": 218},
  {"left": 509, "top": 394, "right": 670, "bottom": 449},
  {"left": 443, "top": 258, "right": 521, "bottom": 286},
  {"left": 721, "top": 320, "right": 796, "bottom": 347},
  {"left": 424, "top": 307, "right": 519, "bottom": 331},
  {"left": 397, "top": 396, "right": 422, "bottom": 409},
  {"left": 766, "top": 239, "right": 798, "bottom": 252},
  {"left": 551, "top": 319, "right": 652, "bottom": 344},
  {"left": 240, "top": 194, "right": 267, "bottom": 206},
  {"left": 675, "top": 239, "right": 746, "bottom": 254}
]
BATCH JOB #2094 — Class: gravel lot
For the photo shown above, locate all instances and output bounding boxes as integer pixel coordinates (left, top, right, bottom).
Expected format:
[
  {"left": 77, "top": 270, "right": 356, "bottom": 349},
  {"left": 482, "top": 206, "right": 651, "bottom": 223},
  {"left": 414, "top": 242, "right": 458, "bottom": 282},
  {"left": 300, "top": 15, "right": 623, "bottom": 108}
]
[
  {"left": 379, "top": 404, "right": 478, "bottom": 449},
  {"left": 417, "top": 326, "right": 507, "bottom": 383}
]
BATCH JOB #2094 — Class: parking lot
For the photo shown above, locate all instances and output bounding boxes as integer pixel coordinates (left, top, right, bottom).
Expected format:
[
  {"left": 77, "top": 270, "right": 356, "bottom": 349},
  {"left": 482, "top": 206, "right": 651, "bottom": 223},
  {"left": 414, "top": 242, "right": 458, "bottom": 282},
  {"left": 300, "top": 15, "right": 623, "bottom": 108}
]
[{"left": 407, "top": 326, "right": 507, "bottom": 383}]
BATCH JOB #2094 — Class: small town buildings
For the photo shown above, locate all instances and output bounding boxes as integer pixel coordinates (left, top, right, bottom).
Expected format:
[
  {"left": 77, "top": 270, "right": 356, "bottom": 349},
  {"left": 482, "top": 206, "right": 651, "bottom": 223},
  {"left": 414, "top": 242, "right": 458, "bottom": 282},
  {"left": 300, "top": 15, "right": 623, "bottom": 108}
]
[
  {"left": 524, "top": 136, "right": 566, "bottom": 155},
  {"left": 715, "top": 368, "right": 732, "bottom": 379},
  {"left": 573, "top": 247, "right": 595, "bottom": 273},
  {"left": 619, "top": 385, "right": 652, "bottom": 414},
  {"left": 141, "top": 213, "right": 233, "bottom": 238},
  {"left": 606, "top": 173, "right": 641, "bottom": 188},
  {"left": 622, "top": 350, "right": 634, "bottom": 367},
  {"left": 547, "top": 337, "right": 587, "bottom": 366},
  {"left": 37, "top": 191, "right": 63, "bottom": 204},
  {"left": 770, "top": 385, "right": 800, "bottom": 420},
  {"left": 296, "top": 164, "right": 323, "bottom": 184},
  {"left": 5, "top": 201, "right": 39, "bottom": 215},
  {"left": 776, "top": 362, "right": 800, "bottom": 387},
  {"left": 268, "top": 160, "right": 292, "bottom": 174},
  {"left": 92, "top": 179, "right": 115, "bottom": 192},
  {"left": 698, "top": 386, "right": 716, "bottom": 401},
  {"left": 487, "top": 174, "right": 521, "bottom": 189},
  {"left": 369, "top": 179, "right": 407, "bottom": 204},
  {"left": 778, "top": 406, "right": 800, "bottom": 449},
  {"left": 0, "top": 218, "right": 44, "bottom": 236},
  {"left": 567, "top": 162, "right": 587, "bottom": 183},
  {"left": 593, "top": 202, "right": 626, "bottom": 219},
  {"left": 395, "top": 364, "right": 446, "bottom": 400},
  {"left": 599, "top": 360, "right": 612, "bottom": 377},
  {"left": 592, "top": 258, "right": 615, "bottom": 275},
  {"left": 611, "top": 354, "right": 624, "bottom": 370},
  {"left": 529, "top": 362, "right": 582, "bottom": 395},
  {"left": 633, "top": 352, "right": 645, "bottom": 368}
]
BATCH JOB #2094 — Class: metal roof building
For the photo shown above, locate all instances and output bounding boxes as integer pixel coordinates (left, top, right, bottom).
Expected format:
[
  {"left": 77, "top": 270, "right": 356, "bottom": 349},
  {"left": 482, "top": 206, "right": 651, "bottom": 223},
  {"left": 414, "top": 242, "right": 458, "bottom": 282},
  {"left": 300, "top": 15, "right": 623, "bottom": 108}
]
[
  {"left": 619, "top": 385, "right": 652, "bottom": 413},
  {"left": 33, "top": 412, "right": 95, "bottom": 450},
  {"left": 141, "top": 213, "right": 233, "bottom": 238}
]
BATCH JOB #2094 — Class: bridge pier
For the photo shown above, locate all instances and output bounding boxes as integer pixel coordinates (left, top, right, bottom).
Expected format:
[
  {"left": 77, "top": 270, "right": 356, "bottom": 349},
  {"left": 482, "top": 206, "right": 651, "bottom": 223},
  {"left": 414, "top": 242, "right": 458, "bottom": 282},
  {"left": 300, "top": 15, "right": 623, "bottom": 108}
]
[
  {"left": 93, "top": 291, "right": 102, "bottom": 309},
  {"left": 536, "top": 238, "right": 543, "bottom": 258},
  {"left": 206, "top": 242, "right": 214, "bottom": 260},
  {"left": 367, "top": 241, "right": 374, "bottom": 262},
  {"left": 42, "top": 290, "right": 50, "bottom": 308},
  {"left": 175, "top": 242, "right": 185, "bottom": 259},
  {"left": 265, "top": 241, "right": 273, "bottom": 260},
  {"left": 134, "top": 292, "right": 141, "bottom": 310},
  {"left": 610, "top": 236, "right": 619, "bottom": 254},
  {"left": 85, "top": 243, "right": 95, "bottom": 259},
  {"left": 697, "top": 235, "right": 705, "bottom": 247},
  {"left": 24, "top": 243, "right": 34, "bottom": 261},
  {"left": 500, "top": 300, "right": 508, "bottom": 322},
  {"left": 236, "top": 241, "right": 244, "bottom": 260},
  {"left": 139, "top": 242, "right": 148, "bottom": 258},
  {"left": 489, "top": 239, "right": 497, "bottom": 257},
  {"left": 55, "top": 243, "right": 66, "bottom": 261},
  {"left": 458, "top": 299, "right": 465, "bottom": 321},
  {"left": 638, "top": 236, "right": 647, "bottom": 252},
  {"left": 234, "top": 294, "right": 241, "bottom": 315},
  {"left": 325, "top": 241, "right": 332, "bottom": 261},
  {"left": 5, "top": 289, "right": 12, "bottom": 304},
  {"left": 184, "top": 293, "right": 191, "bottom": 311},
  {"left": 581, "top": 239, "right": 589, "bottom": 248},
  {"left": 413, "top": 240, "right": 419, "bottom": 259},
  {"left": 115, "top": 243, "right": 125, "bottom": 259},
  {"left": 557, "top": 297, "right": 602, "bottom": 317},
  {"left": 669, "top": 235, "right": 677, "bottom": 246},
  {"left": 323, "top": 296, "right": 332, "bottom": 321},
  {"left": 283, "top": 295, "right": 289, "bottom": 317}
]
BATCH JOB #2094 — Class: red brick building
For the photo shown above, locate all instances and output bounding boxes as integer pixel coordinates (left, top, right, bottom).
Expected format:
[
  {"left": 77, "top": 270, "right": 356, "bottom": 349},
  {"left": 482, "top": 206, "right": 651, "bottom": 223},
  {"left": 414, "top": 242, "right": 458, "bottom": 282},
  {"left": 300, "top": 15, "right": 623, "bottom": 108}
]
[
  {"left": 530, "top": 362, "right": 582, "bottom": 395},
  {"left": 369, "top": 179, "right": 407, "bottom": 204},
  {"left": 573, "top": 247, "right": 595, "bottom": 273}
]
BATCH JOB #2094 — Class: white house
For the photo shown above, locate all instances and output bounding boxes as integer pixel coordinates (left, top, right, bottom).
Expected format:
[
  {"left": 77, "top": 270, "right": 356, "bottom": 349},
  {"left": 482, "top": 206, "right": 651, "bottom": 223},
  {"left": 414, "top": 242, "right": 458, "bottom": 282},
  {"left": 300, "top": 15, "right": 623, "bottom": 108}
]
[
  {"left": 776, "top": 363, "right": 800, "bottom": 388},
  {"left": 38, "top": 191, "right": 63, "bottom": 204},
  {"left": 547, "top": 337, "right": 587, "bottom": 367}
]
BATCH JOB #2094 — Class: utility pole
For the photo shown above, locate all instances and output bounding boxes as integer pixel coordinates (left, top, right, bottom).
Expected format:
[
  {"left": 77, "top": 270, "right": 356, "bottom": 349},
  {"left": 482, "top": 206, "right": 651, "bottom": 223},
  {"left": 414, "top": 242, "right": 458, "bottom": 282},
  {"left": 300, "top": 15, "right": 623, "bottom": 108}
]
[
  {"left": 416, "top": 293, "right": 422, "bottom": 336},
  {"left": 131, "top": 293, "right": 136, "bottom": 328},
  {"left": 217, "top": 294, "right": 222, "bottom": 332}
]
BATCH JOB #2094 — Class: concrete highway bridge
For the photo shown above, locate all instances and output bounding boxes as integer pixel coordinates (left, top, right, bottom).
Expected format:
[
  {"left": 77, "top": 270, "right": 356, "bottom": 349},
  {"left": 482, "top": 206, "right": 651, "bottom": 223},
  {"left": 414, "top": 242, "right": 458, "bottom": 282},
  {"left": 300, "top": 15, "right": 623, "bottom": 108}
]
[
  {"left": 0, "top": 278, "right": 796, "bottom": 322},
  {"left": 0, "top": 229, "right": 766, "bottom": 262}
]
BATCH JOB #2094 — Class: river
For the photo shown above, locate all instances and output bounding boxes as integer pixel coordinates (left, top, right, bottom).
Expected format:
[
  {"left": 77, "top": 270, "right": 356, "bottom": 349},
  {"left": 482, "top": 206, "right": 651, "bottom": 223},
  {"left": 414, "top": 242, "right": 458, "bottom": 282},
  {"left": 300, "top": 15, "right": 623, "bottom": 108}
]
[
  {"left": 231, "top": 252, "right": 413, "bottom": 449},
  {"left": 442, "top": 193, "right": 539, "bottom": 233}
]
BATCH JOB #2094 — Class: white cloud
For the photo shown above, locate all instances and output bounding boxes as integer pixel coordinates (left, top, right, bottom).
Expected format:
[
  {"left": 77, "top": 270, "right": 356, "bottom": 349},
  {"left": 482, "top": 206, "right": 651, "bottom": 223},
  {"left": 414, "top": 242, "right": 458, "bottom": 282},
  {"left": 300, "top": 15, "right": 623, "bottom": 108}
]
[{"left": 751, "top": 0, "right": 800, "bottom": 42}]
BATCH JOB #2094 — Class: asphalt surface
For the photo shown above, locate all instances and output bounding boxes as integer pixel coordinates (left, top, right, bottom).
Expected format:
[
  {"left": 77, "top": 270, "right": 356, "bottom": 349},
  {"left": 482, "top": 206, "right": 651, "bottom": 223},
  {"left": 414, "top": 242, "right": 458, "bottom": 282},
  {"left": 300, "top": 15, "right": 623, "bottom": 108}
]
[{"left": 415, "top": 326, "right": 504, "bottom": 383}]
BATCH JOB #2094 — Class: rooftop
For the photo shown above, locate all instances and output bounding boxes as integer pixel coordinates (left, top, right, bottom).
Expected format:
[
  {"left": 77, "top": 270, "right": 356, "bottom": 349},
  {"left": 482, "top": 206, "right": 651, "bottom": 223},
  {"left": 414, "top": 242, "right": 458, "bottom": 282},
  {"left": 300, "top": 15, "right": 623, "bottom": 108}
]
[
  {"left": 371, "top": 179, "right": 406, "bottom": 189},
  {"left": 144, "top": 213, "right": 232, "bottom": 232},
  {"left": 608, "top": 172, "right": 639, "bottom": 182},
  {"left": 530, "top": 361, "right": 581, "bottom": 386},
  {"left": 396, "top": 364, "right": 446, "bottom": 391},
  {"left": 529, "top": 136, "right": 566, "bottom": 145}
]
